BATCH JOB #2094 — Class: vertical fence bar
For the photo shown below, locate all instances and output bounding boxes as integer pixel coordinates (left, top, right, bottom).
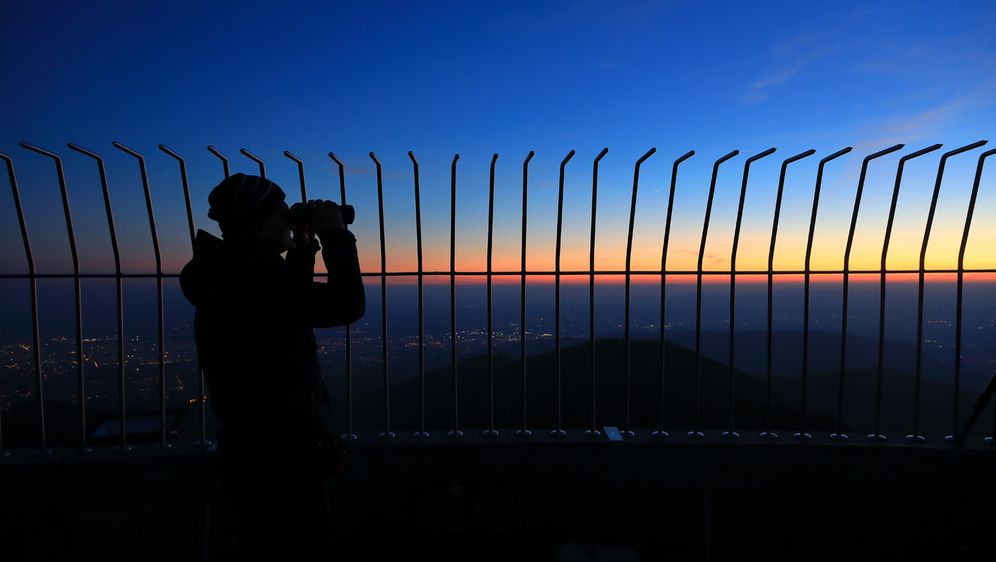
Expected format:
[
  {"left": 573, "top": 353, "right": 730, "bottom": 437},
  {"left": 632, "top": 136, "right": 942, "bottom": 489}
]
[
  {"left": 655, "top": 150, "right": 694, "bottom": 438},
  {"left": 725, "top": 147, "right": 776, "bottom": 440},
  {"left": 517, "top": 151, "right": 535, "bottom": 437},
  {"left": 870, "top": 143, "right": 942, "bottom": 441},
  {"left": 329, "top": 152, "right": 357, "bottom": 440},
  {"left": 160, "top": 145, "right": 211, "bottom": 446},
  {"left": 801, "top": 147, "right": 851, "bottom": 440},
  {"left": 409, "top": 152, "right": 430, "bottom": 439},
  {"left": 207, "top": 145, "right": 230, "bottom": 178},
  {"left": 284, "top": 151, "right": 308, "bottom": 202},
  {"left": 159, "top": 146, "right": 197, "bottom": 245},
  {"left": 832, "top": 143, "right": 904, "bottom": 440},
  {"left": 284, "top": 150, "right": 315, "bottom": 410},
  {"left": 285, "top": 151, "right": 343, "bottom": 442},
  {"left": 909, "top": 141, "right": 986, "bottom": 442},
  {"left": 553, "top": 150, "right": 575, "bottom": 437},
  {"left": 0, "top": 152, "right": 47, "bottom": 452},
  {"left": 67, "top": 143, "right": 128, "bottom": 450},
  {"left": 956, "top": 148, "right": 996, "bottom": 443},
  {"left": 448, "top": 154, "right": 463, "bottom": 438},
  {"left": 587, "top": 148, "right": 608, "bottom": 438},
  {"left": 691, "top": 149, "right": 739, "bottom": 438},
  {"left": 240, "top": 148, "right": 265, "bottom": 178},
  {"left": 20, "top": 143, "right": 88, "bottom": 451},
  {"left": 369, "top": 153, "right": 394, "bottom": 439},
  {"left": 112, "top": 142, "right": 169, "bottom": 448},
  {"left": 484, "top": 153, "right": 500, "bottom": 437},
  {"left": 623, "top": 148, "right": 656, "bottom": 438},
  {"left": 769, "top": 150, "right": 816, "bottom": 440}
]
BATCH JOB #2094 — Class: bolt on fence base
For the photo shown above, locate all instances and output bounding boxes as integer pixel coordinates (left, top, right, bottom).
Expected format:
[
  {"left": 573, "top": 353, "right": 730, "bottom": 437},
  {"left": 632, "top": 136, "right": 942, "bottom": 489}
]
[
  {"left": 447, "top": 430, "right": 464, "bottom": 438},
  {"left": 905, "top": 434, "right": 926, "bottom": 443},
  {"left": 793, "top": 432, "right": 813, "bottom": 441},
  {"left": 651, "top": 430, "right": 668, "bottom": 438},
  {"left": 720, "top": 431, "right": 739, "bottom": 439},
  {"left": 483, "top": 429, "right": 500, "bottom": 437},
  {"left": 413, "top": 431, "right": 430, "bottom": 439},
  {"left": 340, "top": 433, "right": 358, "bottom": 442},
  {"left": 759, "top": 431, "right": 778, "bottom": 440},
  {"left": 515, "top": 429, "right": 532, "bottom": 437},
  {"left": 378, "top": 431, "right": 397, "bottom": 440},
  {"left": 829, "top": 433, "right": 849, "bottom": 441},
  {"left": 687, "top": 431, "right": 705, "bottom": 439},
  {"left": 867, "top": 433, "right": 887, "bottom": 442}
]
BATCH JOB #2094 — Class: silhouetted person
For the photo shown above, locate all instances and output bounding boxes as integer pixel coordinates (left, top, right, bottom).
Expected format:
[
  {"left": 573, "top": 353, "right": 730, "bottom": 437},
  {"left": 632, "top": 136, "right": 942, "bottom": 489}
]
[{"left": 180, "top": 173, "right": 364, "bottom": 561}]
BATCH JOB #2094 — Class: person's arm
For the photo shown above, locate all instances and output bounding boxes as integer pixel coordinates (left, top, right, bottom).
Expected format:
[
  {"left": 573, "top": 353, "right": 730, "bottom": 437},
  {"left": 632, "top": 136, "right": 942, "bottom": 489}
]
[
  {"left": 308, "top": 227, "right": 365, "bottom": 327},
  {"left": 278, "top": 201, "right": 365, "bottom": 328}
]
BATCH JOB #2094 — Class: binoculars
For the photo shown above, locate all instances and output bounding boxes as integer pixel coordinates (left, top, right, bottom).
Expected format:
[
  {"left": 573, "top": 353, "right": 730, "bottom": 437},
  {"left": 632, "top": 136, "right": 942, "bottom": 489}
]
[{"left": 286, "top": 202, "right": 355, "bottom": 226}]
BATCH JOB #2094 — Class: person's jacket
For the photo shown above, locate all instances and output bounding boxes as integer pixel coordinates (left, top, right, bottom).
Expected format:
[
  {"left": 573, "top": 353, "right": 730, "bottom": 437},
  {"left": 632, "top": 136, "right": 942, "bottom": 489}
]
[{"left": 179, "top": 227, "right": 364, "bottom": 453}]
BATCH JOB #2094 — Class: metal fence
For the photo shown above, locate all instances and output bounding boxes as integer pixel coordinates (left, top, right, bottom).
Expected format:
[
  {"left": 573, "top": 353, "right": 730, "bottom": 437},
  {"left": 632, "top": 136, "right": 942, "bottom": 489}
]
[{"left": 1, "top": 141, "right": 995, "bottom": 454}]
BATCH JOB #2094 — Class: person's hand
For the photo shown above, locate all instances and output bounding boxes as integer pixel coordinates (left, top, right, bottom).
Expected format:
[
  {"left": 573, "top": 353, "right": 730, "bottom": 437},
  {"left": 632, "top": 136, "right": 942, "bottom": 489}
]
[
  {"left": 290, "top": 225, "right": 311, "bottom": 249},
  {"left": 308, "top": 200, "right": 346, "bottom": 231}
]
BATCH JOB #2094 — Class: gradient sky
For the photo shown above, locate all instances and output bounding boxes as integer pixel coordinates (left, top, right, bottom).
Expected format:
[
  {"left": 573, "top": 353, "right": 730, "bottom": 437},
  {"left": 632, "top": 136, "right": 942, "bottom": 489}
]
[{"left": 1, "top": 0, "right": 995, "bottom": 280}]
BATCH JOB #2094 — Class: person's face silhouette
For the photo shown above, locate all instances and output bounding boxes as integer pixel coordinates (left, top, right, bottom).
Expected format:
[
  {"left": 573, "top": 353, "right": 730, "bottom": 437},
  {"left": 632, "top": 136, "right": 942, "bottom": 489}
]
[{"left": 254, "top": 201, "right": 295, "bottom": 255}]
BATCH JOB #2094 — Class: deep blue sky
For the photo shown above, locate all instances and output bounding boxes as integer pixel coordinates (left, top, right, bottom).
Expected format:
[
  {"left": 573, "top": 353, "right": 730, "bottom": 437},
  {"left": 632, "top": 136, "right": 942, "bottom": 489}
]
[{"left": 1, "top": 0, "right": 994, "bottom": 276}]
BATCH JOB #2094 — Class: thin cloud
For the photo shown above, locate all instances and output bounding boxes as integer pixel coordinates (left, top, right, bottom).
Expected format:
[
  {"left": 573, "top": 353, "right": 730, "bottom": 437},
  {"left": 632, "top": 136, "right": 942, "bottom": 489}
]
[
  {"left": 739, "top": 7, "right": 876, "bottom": 105},
  {"left": 740, "top": 58, "right": 816, "bottom": 105},
  {"left": 855, "top": 78, "right": 996, "bottom": 148}
]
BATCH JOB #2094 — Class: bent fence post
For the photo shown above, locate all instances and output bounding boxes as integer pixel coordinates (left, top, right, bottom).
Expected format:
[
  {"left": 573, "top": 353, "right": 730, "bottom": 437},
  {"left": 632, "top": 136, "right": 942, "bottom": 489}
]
[
  {"left": 113, "top": 141, "right": 169, "bottom": 448},
  {"left": 726, "top": 147, "right": 776, "bottom": 439},
  {"left": 240, "top": 148, "right": 266, "bottom": 178},
  {"left": 160, "top": 144, "right": 212, "bottom": 446},
  {"left": 587, "top": 148, "right": 608, "bottom": 438},
  {"left": 833, "top": 143, "right": 905, "bottom": 441},
  {"left": 409, "top": 151, "right": 429, "bottom": 439},
  {"left": 623, "top": 147, "right": 656, "bottom": 438},
  {"left": 766, "top": 149, "right": 816, "bottom": 440},
  {"left": 329, "top": 152, "right": 357, "bottom": 440},
  {"left": 800, "top": 146, "right": 851, "bottom": 440},
  {"left": 207, "top": 145, "right": 230, "bottom": 178},
  {"left": 553, "top": 149, "right": 576, "bottom": 437},
  {"left": 870, "top": 143, "right": 942, "bottom": 441},
  {"left": 517, "top": 151, "right": 535, "bottom": 437},
  {"left": 283, "top": 151, "right": 308, "bottom": 202},
  {"left": 20, "top": 143, "right": 88, "bottom": 451},
  {"left": 485, "top": 153, "right": 500, "bottom": 437},
  {"left": 655, "top": 149, "right": 694, "bottom": 438},
  {"left": 0, "top": 152, "right": 47, "bottom": 453},
  {"left": 955, "top": 147, "right": 996, "bottom": 443},
  {"left": 67, "top": 143, "right": 128, "bottom": 450},
  {"left": 691, "top": 149, "right": 739, "bottom": 438},
  {"left": 909, "top": 140, "right": 986, "bottom": 442},
  {"left": 369, "top": 152, "right": 394, "bottom": 439},
  {"left": 448, "top": 154, "right": 463, "bottom": 438}
]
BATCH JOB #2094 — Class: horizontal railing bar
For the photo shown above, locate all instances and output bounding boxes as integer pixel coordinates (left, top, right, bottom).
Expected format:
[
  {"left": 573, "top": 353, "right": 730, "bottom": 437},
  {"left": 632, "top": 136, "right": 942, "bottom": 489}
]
[{"left": 3, "top": 268, "right": 996, "bottom": 280}]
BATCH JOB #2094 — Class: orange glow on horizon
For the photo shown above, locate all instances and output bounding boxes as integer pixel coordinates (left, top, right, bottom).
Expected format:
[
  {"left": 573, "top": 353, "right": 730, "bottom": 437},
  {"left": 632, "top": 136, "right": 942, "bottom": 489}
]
[{"left": 354, "top": 271, "right": 996, "bottom": 286}]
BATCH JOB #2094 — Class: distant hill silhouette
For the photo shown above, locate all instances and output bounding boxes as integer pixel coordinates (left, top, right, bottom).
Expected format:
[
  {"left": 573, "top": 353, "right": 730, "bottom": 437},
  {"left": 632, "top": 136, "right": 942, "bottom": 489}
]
[
  {"left": 348, "top": 334, "right": 984, "bottom": 437},
  {"left": 3, "top": 333, "right": 985, "bottom": 448},
  {"left": 361, "top": 337, "right": 839, "bottom": 433}
]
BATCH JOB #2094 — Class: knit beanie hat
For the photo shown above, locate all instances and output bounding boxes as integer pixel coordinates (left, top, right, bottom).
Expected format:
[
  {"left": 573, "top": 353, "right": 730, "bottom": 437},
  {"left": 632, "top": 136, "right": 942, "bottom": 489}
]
[{"left": 207, "top": 173, "right": 286, "bottom": 230}]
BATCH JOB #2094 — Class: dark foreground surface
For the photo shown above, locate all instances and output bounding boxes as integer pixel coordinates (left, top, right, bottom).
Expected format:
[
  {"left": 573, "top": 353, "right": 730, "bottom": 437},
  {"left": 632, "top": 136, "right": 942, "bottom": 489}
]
[{"left": 2, "top": 432, "right": 995, "bottom": 561}]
